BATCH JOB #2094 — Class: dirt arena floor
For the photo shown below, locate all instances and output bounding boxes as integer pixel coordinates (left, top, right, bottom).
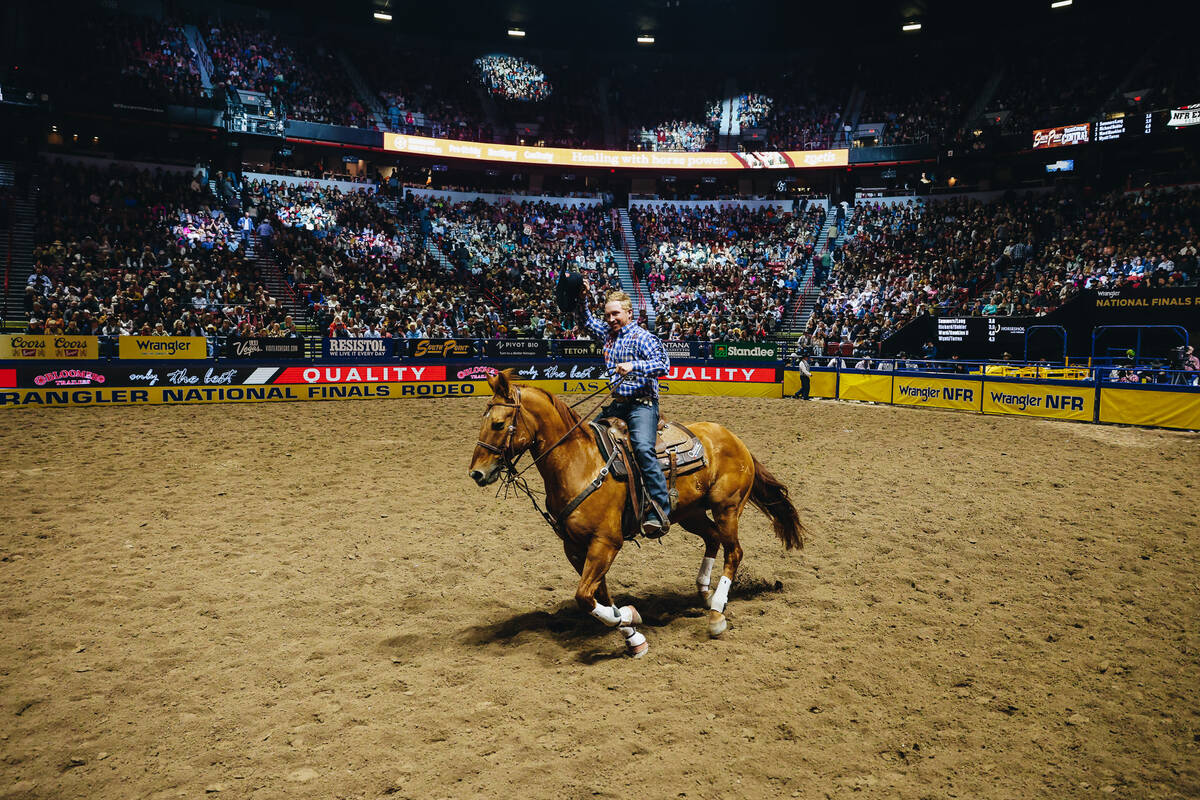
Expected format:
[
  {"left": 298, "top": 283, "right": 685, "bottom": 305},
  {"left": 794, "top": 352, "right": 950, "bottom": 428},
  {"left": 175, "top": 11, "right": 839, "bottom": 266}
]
[{"left": 1, "top": 394, "right": 1198, "bottom": 800}]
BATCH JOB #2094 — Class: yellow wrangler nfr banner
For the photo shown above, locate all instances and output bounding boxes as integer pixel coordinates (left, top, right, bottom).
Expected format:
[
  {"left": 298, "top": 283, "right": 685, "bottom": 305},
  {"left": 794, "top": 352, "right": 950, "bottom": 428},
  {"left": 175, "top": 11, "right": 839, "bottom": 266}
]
[
  {"left": 1099, "top": 387, "right": 1200, "bottom": 430},
  {"left": 981, "top": 380, "right": 1095, "bottom": 421},
  {"left": 891, "top": 375, "right": 983, "bottom": 411}
]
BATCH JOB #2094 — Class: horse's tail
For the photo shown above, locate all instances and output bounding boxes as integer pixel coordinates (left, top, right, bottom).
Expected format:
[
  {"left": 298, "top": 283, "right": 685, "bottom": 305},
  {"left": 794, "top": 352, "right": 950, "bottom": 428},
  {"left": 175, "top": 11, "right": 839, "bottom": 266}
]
[{"left": 749, "top": 455, "right": 805, "bottom": 550}]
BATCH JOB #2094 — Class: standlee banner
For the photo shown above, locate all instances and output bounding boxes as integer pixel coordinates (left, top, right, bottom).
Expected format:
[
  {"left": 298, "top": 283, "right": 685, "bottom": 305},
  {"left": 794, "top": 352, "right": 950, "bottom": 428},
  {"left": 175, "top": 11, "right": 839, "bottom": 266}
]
[
  {"left": 223, "top": 337, "right": 305, "bottom": 359},
  {"left": 119, "top": 335, "right": 207, "bottom": 360},
  {"left": 407, "top": 339, "right": 478, "bottom": 358},
  {"left": 322, "top": 338, "right": 395, "bottom": 360},
  {"left": 485, "top": 339, "right": 549, "bottom": 360},
  {"left": 0, "top": 334, "right": 99, "bottom": 360},
  {"left": 383, "top": 132, "right": 849, "bottom": 171},
  {"left": 712, "top": 341, "right": 781, "bottom": 361}
]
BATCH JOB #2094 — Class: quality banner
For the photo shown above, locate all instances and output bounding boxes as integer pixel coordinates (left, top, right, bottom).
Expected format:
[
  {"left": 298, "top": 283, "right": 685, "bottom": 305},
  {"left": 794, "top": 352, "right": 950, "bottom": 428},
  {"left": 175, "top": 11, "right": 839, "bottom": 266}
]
[
  {"left": 981, "top": 379, "right": 1094, "bottom": 421},
  {"left": 892, "top": 374, "right": 983, "bottom": 411},
  {"left": 1, "top": 334, "right": 99, "bottom": 360},
  {"left": 118, "top": 336, "right": 207, "bottom": 360},
  {"left": 1099, "top": 386, "right": 1200, "bottom": 430}
]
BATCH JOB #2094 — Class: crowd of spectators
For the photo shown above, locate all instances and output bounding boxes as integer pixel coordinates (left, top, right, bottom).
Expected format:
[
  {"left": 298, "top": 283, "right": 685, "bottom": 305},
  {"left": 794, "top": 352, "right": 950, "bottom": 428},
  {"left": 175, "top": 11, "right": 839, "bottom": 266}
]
[
  {"left": 205, "top": 22, "right": 367, "bottom": 127},
  {"left": 806, "top": 187, "right": 1199, "bottom": 356},
  {"left": 24, "top": 162, "right": 295, "bottom": 342},
  {"left": 632, "top": 204, "right": 826, "bottom": 341},
  {"left": 736, "top": 93, "right": 773, "bottom": 128},
  {"left": 638, "top": 120, "right": 713, "bottom": 152},
  {"left": 474, "top": 55, "right": 552, "bottom": 102}
]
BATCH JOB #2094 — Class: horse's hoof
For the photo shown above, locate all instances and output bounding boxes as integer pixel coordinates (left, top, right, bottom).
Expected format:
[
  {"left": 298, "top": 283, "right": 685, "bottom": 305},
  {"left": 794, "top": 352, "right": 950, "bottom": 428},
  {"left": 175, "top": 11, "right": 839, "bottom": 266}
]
[
  {"left": 628, "top": 628, "right": 648, "bottom": 662},
  {"left": 707, "top": 610, "right": 728, "bottom": 638},
  {"left": 619, "top": 605, "right": 643, "bottom": 626}
]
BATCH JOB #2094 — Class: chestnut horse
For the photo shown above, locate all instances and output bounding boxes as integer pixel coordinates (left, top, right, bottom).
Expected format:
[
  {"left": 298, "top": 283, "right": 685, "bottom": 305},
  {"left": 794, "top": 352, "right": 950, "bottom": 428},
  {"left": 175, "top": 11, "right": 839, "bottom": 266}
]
[{"left": 468, "top": 370, "right": 805, "bottom": 657}]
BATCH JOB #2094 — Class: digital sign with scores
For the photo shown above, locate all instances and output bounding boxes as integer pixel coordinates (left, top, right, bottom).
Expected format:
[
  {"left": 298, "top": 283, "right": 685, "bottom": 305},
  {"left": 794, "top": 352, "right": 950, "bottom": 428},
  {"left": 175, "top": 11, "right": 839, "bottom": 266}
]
[{"left": 1095, "top": 112, "right": 1159, "bottom": 142}]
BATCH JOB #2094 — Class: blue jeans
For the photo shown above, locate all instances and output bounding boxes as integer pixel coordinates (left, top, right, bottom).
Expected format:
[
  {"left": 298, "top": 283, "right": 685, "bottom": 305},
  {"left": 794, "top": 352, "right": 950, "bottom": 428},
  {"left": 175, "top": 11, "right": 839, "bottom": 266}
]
[{"left": 598, "top": 397, "right": 672, "bottom": 519}]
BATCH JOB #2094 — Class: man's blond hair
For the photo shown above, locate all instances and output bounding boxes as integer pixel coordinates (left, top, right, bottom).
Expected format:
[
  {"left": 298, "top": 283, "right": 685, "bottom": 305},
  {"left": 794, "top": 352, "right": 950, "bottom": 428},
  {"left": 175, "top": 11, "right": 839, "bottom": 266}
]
[{"left": 604, "top": 290, "right": 633, "bottom": 313}]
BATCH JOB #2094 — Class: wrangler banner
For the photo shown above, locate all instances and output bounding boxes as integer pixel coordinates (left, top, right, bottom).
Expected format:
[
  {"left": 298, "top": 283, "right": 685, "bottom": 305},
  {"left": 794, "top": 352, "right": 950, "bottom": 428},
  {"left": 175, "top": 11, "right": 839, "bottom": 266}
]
[
  {"left": 892, "top": 374, "right": 983, "bottom": 411},
  {"left": 981, "top": 379, "right": 1095, "bottom": 421},
  {"left": 1098, "top": 386, "right": 1200, "bottom": 430},
  {"left": 0, "top": 381, "right": 482, "bottom": 408},
  {"left": 0, "top": 334, "right": 99, "bottom": 360},
  {"left": 118, "top": 336, "right": 207, "bottom": 360},
  {"left": 383, "top": 132, "right": 848, "bottom": 171}
]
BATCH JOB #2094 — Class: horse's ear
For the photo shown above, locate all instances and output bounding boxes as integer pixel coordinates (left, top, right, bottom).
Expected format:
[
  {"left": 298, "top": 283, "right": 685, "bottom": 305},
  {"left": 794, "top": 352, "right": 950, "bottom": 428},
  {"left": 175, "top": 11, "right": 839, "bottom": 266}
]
[{"left": 487, "top": 368, "right": 514, "bottom": 400}]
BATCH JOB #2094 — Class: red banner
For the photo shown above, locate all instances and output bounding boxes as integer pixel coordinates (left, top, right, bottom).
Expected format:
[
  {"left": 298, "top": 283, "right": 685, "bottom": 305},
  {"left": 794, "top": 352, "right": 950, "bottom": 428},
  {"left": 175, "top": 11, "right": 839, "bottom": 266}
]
[
  {"left": 273, "top": 366, "right": 447, "bottom": 384},
  {"left": 665, "top": 366, "right": 777, "bottom": 382}
]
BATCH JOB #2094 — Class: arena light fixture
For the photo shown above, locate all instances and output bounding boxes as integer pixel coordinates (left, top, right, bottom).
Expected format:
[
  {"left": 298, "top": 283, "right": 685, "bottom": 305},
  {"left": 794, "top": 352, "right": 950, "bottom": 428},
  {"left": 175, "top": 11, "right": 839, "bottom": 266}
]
[
  {"left": 373, "top": 11, "right": 392, "bottom": 21},
  {"left": 1050, "top": 0, "right": 1072, "bottom": 7},
  {"left": 902, "top": 21, "right": 922, "bottom": 32},
  {"left": 507, "top": 28, "right": 525, "bottom": 38},
  {"left": 637, "top": 35, "right": 655, "bottom": 44}
]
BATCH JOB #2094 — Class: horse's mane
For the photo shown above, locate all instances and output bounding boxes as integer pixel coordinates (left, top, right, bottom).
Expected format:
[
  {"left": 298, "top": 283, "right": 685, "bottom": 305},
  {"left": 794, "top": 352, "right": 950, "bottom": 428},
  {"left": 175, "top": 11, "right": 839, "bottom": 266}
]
[{"left": 524, "top": 384, "right": 581, "bottom": 429}]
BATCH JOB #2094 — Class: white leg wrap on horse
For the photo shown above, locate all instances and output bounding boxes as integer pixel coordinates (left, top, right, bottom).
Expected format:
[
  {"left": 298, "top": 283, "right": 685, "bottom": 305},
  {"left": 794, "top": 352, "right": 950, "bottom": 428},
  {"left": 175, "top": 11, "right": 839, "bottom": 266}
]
[
  {"left": 622, "top": 629, "right": 647, "bottom": 649},
  {"left": 696, "top": 557, "right": 715, "bottom": 594},
  {"left": 590, "top": 603, "right": 622, "bottom": 627},
  {"left": 709, "top": 575, "right": 732, "bottom": 613}
]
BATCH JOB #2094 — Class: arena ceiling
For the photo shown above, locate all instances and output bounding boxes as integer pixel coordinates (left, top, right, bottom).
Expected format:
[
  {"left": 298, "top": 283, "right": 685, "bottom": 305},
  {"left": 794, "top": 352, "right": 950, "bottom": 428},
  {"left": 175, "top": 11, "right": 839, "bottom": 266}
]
[{"left": 243, "top": 0, "right": 1135, "bottom": 51}]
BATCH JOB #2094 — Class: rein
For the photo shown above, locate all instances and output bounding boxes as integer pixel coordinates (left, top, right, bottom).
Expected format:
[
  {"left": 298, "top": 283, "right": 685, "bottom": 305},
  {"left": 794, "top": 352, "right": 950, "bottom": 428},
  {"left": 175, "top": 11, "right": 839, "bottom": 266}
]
[{"left": 484, "top": 375, "right": 628, "bottom": 534}]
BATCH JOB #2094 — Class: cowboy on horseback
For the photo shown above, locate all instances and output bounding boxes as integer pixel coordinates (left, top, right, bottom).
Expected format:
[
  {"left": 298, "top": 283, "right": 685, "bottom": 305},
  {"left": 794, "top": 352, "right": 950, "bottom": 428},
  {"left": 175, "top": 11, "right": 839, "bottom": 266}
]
[{"left": 576, "top": 284, "right": 673, "bottom": 537}]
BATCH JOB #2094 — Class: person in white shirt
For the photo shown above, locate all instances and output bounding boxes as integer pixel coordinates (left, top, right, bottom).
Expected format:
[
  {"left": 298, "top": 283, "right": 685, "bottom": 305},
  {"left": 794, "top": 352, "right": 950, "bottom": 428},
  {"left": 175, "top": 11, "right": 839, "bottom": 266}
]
[{"left": 792, "top": 353, "right": 812, "bottom": 400}]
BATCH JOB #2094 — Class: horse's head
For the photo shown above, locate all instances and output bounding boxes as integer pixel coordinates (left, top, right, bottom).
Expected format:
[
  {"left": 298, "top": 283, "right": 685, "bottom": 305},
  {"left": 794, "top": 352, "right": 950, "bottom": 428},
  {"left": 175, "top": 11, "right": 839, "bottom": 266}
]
[{"left": 469, "top": 369, "right": 536, "bottom": 486}]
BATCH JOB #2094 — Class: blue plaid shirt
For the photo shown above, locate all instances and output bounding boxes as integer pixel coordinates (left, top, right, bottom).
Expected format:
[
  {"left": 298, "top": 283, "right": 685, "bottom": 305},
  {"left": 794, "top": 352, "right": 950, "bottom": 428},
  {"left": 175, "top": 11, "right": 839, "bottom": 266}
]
[{"left": 583, "top": 311, "right": 670, "bottom": 398}]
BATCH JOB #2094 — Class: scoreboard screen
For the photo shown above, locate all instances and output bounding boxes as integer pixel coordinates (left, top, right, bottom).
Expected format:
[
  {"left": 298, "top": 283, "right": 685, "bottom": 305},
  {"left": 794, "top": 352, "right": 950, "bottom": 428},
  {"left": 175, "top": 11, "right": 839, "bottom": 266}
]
[{"left": 936, "top": 317, "right": 1028, "bottom": 352}]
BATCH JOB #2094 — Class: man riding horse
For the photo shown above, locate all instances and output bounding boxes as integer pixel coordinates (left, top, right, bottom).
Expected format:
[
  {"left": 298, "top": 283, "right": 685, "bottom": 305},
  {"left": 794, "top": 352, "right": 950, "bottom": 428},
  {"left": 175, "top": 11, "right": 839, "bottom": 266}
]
[{"left": 574, "top": 283, "right": 673, "bottom": 537}]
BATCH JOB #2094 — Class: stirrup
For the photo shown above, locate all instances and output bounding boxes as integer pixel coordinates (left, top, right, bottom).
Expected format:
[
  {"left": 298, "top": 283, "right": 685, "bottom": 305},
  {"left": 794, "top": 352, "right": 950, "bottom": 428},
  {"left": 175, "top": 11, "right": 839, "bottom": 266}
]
[{"left": 642, "top": 515, "right": 669, "bottom": 539}]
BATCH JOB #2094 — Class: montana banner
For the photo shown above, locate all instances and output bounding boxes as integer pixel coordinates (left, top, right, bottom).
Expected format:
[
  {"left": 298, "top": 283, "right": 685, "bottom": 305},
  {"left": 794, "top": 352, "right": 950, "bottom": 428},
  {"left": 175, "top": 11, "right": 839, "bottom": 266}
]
[
  {"left": 981, "top": 378, "right": 1095, "bottom": 421},
  {"left": 1, "top": 334, "right": 99, "bottom": 360},
  {"left": 322, "top": 338, "right": 395, "bottom": 360},
  {"left": 1098, "top": 385, "right": 1200, "bottom": 430},
  {"left": 223, "top": 337, "right": 305, "bottom": 359},
  {"left": 118, "top": 336, "right": 207, "bottom": 360},
  {"left": 711, "top": 341, "right": 780, "bottom": 361},
  {"left": 662, "top": 340, "right": 706, "bottom": 360},
  {"left": 892, "top": 374, "right": 983, "bottom": 411}
]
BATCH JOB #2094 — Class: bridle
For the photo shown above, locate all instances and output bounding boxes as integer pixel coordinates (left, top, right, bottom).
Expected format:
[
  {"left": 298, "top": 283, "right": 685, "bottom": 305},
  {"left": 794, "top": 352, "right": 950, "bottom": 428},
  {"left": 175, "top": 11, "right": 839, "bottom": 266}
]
[
  {"left": 475, "top": 386, "right": 535, "bottom": 469},
  {"left": 474, "top": 377, "right": 629, "bottom": 534}
]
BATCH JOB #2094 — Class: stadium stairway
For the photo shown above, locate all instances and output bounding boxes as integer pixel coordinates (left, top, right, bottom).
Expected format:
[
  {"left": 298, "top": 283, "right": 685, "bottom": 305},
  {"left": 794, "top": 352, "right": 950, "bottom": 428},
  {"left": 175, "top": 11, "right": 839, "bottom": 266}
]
[
  {"left": 614, "top": 208, "right": 654, "bottom": 327},
  {"left": 337, "top": 51, "right": 387, "bottom": 129},
  {"left": 246, "top": 234, "right": 316, "bottom": 334},
  {"left": 1, "top": 163, "right": 36, "bottom": 327},
  {"left": 184, "top": 25, "right": 215, "bottom": 92},
  {"left": 782, "top": 211, "right": 841, "bottom": 335}
]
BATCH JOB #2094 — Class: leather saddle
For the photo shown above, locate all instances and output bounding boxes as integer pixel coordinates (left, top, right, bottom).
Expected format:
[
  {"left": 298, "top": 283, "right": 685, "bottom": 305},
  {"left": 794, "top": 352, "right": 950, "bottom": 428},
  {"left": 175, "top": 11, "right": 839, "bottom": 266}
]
[{"left": 589, "top": 418, "right": 707, "bottom": 539}]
